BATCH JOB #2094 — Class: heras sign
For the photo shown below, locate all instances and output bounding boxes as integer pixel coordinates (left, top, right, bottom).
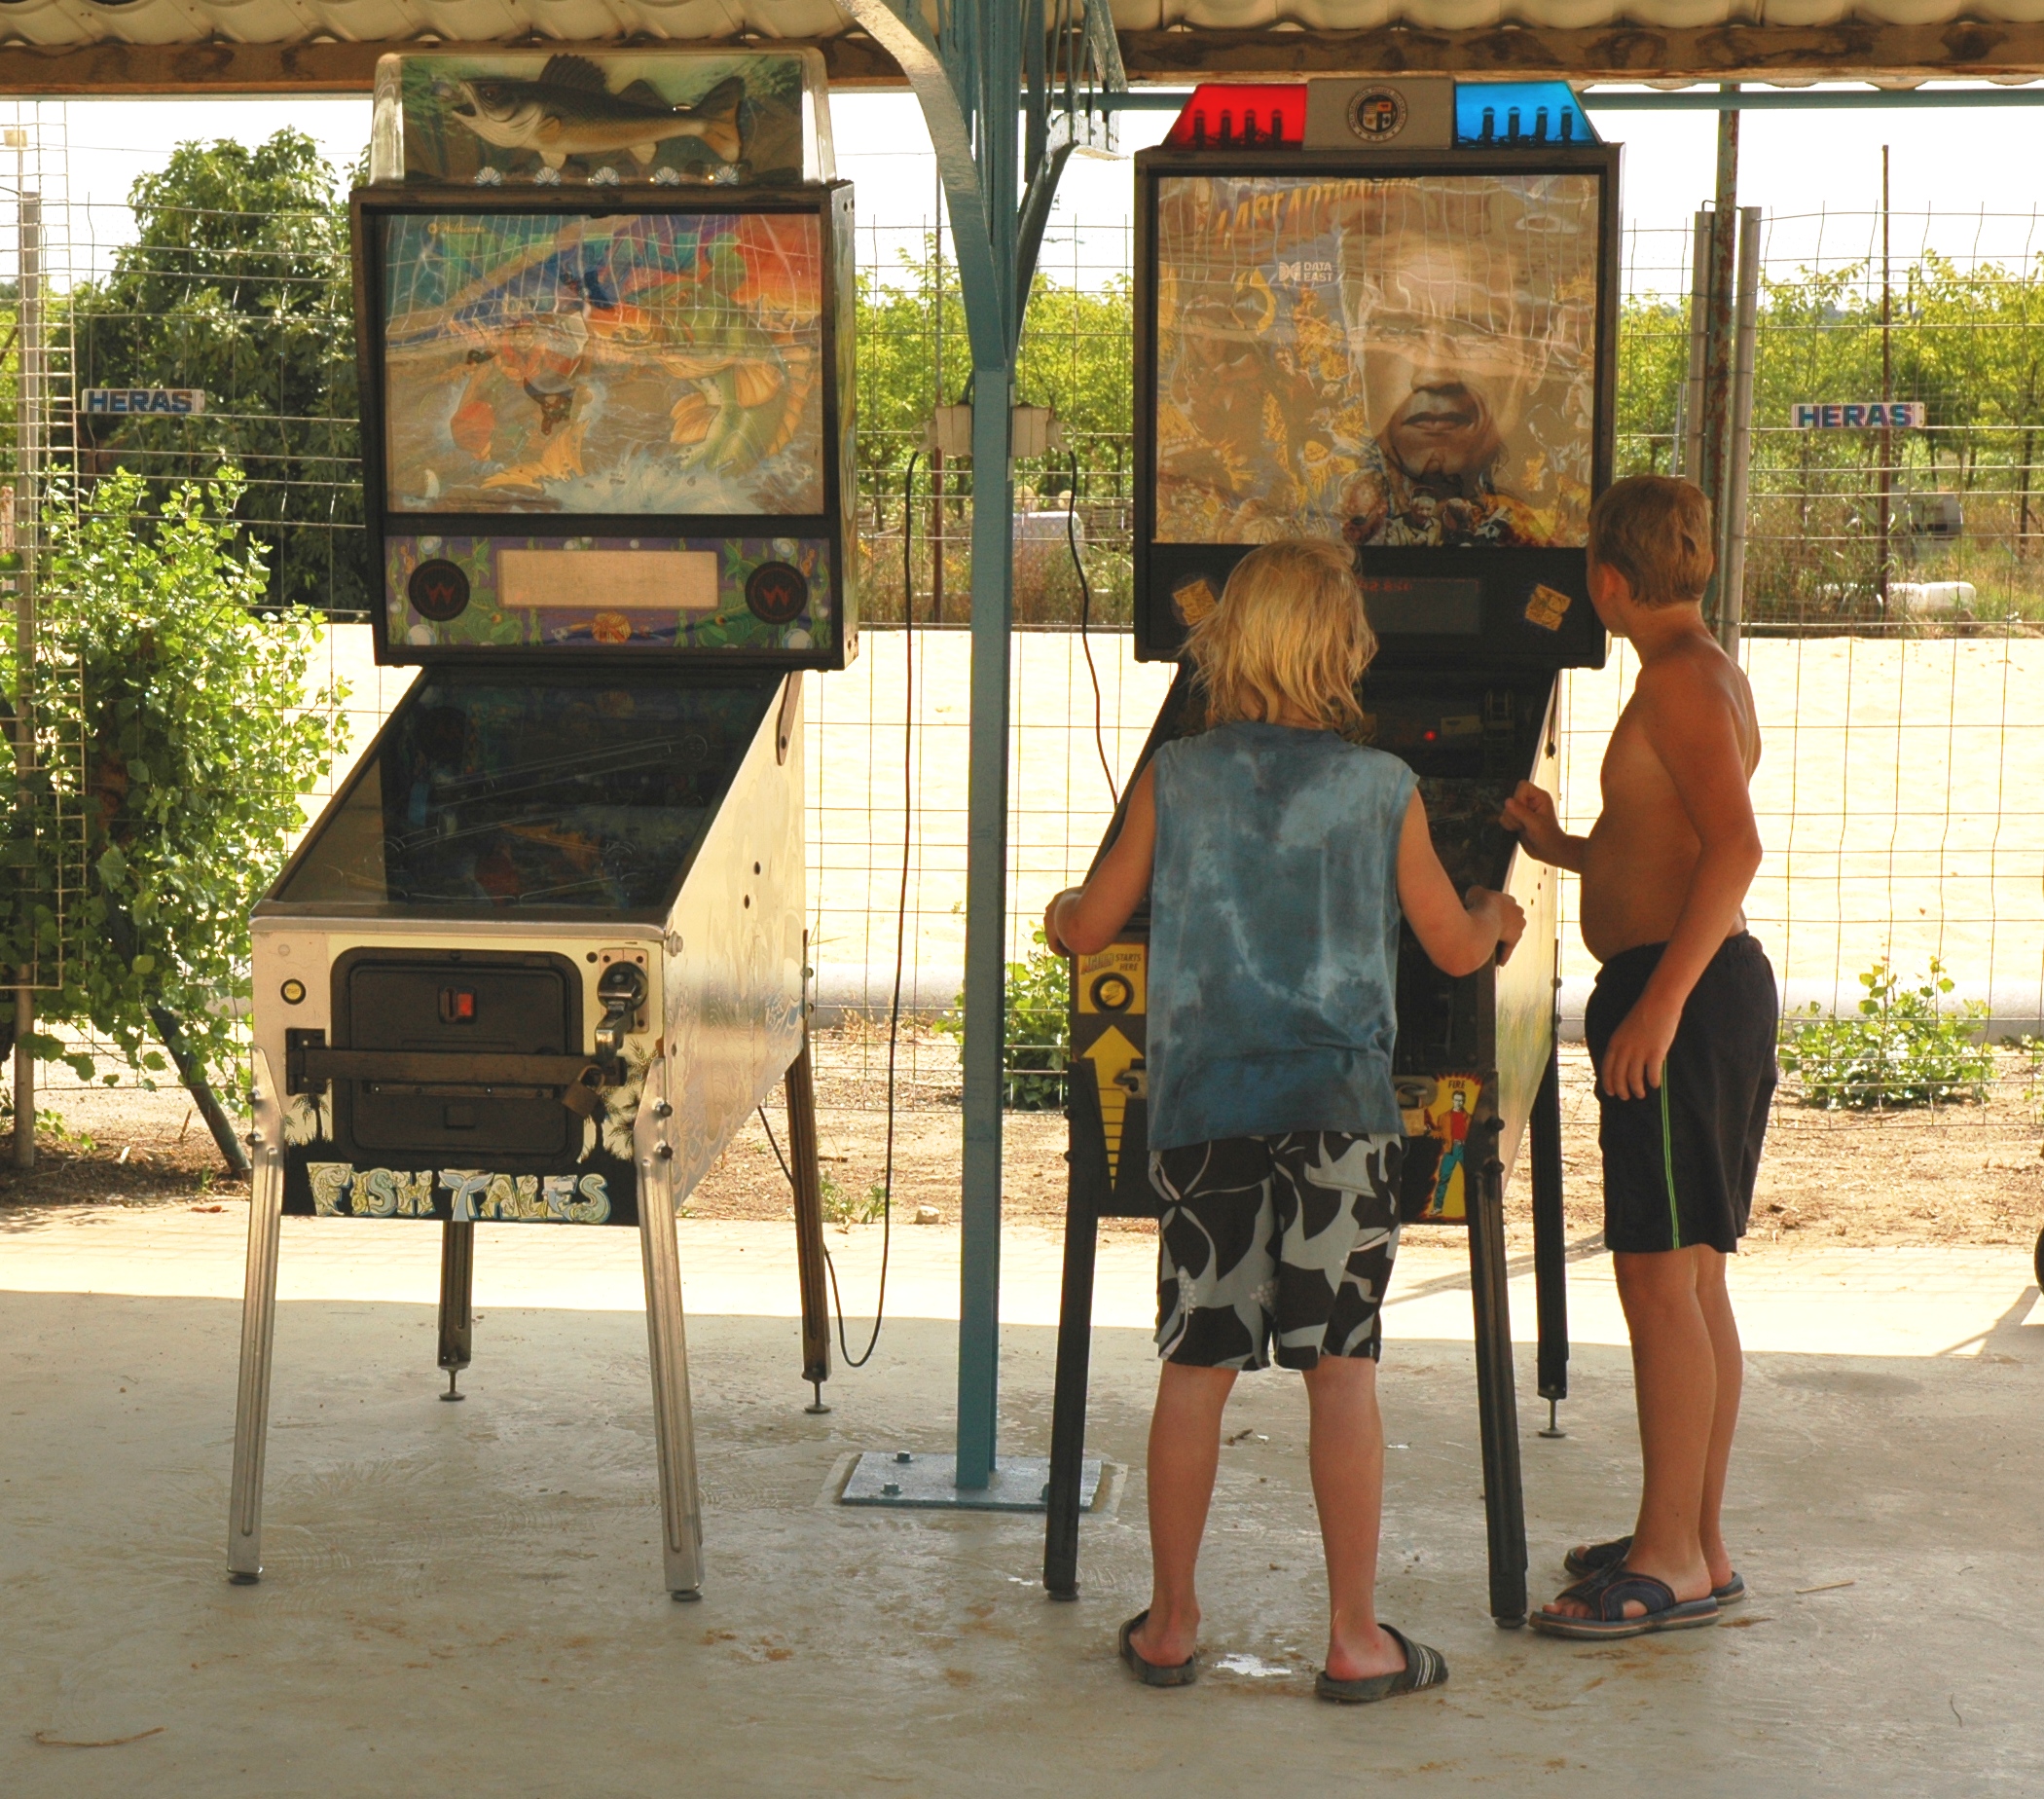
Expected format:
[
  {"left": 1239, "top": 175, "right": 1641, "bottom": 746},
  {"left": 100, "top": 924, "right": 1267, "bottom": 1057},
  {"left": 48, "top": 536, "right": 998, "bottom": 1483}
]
[
  {"left": 1793, "top": 401, "right": 1925, "bottom": 429},
  {"left": 79, "top": 388, "right": 206, "bottom": 418}
]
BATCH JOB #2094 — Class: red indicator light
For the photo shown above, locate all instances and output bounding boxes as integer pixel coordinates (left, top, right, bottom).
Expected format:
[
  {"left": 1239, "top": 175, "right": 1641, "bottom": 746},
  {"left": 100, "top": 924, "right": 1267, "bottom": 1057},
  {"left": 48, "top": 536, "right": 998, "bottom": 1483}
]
[
  {"left": 440, "top": 987, "right": 477, "bottom": 1024},
  {"left": 1423, "top": 730, "right": 1438, "bottom": 742},
  {"left": 1164, "top": 83, "right": 1307, "bottom": 152}
]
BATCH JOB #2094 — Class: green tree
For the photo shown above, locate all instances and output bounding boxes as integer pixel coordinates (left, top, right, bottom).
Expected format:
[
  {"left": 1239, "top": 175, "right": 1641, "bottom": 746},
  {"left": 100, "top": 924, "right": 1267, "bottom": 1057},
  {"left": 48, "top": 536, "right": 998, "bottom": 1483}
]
[
  {"left": 854, "top": 241, "right": 1135, "bottom": 490},
  {"left": 69, "top": 130, "right": 364, "bottom": 613},
  {"left": 2, "top": 468, "right": 347, "bottom": 1166},
  {"left": 1615, "top": 294, "right": 1690, "bottom": 477}
]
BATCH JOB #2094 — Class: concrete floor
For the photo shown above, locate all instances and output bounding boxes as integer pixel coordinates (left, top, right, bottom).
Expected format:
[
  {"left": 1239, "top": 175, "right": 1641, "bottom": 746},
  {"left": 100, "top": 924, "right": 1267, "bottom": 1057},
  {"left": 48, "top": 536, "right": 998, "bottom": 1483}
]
[{"left": 3, "top": 1210, "right": 2042, "bottom": 1797}]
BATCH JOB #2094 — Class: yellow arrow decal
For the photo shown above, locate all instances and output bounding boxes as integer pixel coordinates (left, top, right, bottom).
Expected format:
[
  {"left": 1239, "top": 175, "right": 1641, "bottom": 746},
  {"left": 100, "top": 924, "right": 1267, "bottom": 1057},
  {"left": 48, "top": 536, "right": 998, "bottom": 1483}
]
[{"left": 1081, "top": 1024, "right": 1141, "bottom": 1184}]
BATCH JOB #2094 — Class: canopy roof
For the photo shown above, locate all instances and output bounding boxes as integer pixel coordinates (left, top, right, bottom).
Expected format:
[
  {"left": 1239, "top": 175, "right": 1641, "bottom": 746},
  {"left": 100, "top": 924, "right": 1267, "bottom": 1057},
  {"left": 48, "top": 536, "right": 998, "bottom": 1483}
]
[{"left": 1, "top": 0, "right": 2040, "bottom": 90}]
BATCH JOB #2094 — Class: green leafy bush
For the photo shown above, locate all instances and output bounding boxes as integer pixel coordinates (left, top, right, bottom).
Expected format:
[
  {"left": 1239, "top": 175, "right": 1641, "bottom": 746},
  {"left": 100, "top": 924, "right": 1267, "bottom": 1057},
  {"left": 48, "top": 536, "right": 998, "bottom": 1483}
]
[
  {"left": 935, "top": 930, "right": 1071, "bottom": 1111},
  {"left": 1779, "top": 957, "right": 1995, "bottom": 1109},
  {"left": 2, "top": 467, "right": 347, "bottom": 1112}
]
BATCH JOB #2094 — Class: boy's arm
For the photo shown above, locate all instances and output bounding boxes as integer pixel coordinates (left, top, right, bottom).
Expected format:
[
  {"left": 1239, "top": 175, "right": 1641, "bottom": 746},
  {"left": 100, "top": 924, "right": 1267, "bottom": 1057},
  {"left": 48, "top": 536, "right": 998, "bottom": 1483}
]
[
  {"left": 1397, "top": 789, "right": 1526, "bottom": 977},
  {"left": 1598, "top": 660, "right": 1765, "bottom": 1100},
  {"left": 1043, "top": 764, "right": 1158, "bottom": 957},
  {"left": 1501, "top": 781, "right": 1587, "bottom": 873}
]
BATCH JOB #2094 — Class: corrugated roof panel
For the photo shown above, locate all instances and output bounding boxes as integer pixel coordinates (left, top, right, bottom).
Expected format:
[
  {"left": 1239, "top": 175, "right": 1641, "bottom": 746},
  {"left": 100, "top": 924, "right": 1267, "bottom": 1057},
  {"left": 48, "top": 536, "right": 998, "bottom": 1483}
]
[
  {"left": 48, "top": 0, "right": 215, "bottom": 47},
  {"left": 609, "top": 0, "right": 754, "bottom": 38},
  {"left": 201, "top": 0, "right": 323, "bottom": 41},
  {"left": 0, "top": 0, "right": 100, "bottom": 49},
  {"left": 407, "top": 0, "right": 530, "bottom": 39},
  {"left": 301, "top": 0, "right": 432, "bottom": 41},
  {"left": 734, "top": 0, "right": 858, "bottom": 36},
  {"left": 11, "top": 0, "right": 2044, "bottom": 53}
]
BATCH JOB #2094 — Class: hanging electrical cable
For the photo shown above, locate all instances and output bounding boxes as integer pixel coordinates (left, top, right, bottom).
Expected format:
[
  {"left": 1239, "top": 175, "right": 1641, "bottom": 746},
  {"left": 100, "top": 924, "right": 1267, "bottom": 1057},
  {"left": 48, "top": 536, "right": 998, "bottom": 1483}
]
[
  {"left": 1068, "top": 449, "right": 1118, "bottom": 806},
  {"left": 758, "top": 450, "right": 921, "bottom": 1370}
]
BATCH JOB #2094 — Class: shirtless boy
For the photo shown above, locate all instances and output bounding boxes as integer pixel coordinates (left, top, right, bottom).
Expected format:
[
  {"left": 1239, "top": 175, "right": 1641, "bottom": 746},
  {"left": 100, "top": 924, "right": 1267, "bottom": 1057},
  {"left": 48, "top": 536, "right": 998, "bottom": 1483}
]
[{"left": 1503, "top": 474, "right": 1775, "bottom": 1639}]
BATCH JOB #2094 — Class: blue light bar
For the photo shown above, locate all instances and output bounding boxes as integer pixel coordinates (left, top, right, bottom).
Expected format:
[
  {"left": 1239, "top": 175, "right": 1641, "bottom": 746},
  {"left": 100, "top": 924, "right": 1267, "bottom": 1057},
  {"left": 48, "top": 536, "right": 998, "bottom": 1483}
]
[{"left": 1454, "top": 82, "right": 1597, "bottom": 147}]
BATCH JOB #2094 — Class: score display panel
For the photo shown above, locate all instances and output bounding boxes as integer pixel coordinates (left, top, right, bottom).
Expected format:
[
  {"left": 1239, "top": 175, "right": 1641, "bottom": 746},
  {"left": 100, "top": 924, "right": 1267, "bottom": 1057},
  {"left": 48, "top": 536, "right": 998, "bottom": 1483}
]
[
  {"left": 353, "top": 182, "right": 857, "bottom": 669},
  {"left": 1132, "top": 142, "right": 1621, "bottom": 669}
]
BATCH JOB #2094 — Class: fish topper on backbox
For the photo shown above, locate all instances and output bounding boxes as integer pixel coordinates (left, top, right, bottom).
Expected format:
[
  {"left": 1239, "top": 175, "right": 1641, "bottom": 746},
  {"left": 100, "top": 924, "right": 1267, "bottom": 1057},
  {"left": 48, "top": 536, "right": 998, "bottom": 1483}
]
[{"left": 371, "top": 49, "right": 833, "bottom": 188}]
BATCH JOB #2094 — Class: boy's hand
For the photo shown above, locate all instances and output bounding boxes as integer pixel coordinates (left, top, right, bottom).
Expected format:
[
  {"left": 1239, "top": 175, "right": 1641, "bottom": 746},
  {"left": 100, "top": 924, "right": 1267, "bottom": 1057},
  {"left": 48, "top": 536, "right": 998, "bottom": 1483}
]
[
  {"left": 1464, "top": 887, "right": 1527, "bottom": 966},
  {"left": 1598, "top": 996, "right": 1682, "bottom": 1100},
  {"left": 1502, "top": 782, "right": 1570, "bottom": 866},
  {"left": 1042, "top": 889, "right": 1081, "bottom": 957}
]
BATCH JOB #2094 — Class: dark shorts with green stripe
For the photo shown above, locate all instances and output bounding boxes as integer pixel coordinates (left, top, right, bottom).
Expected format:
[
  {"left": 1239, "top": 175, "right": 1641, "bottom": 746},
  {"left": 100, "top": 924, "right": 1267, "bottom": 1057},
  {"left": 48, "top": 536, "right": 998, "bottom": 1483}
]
[{"left": 1587, "top": 934, "right": 1778, "bottom": 1256}]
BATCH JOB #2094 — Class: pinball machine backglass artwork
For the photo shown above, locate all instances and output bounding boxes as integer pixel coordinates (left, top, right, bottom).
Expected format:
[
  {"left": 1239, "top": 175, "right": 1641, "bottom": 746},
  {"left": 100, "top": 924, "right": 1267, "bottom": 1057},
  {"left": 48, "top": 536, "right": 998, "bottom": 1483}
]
[
  {"left": 1151, "top": 172, "right": 1601, "bottom": 557},
  {"left": 379, "top": 209, "right": 826, "bottom": 519}
]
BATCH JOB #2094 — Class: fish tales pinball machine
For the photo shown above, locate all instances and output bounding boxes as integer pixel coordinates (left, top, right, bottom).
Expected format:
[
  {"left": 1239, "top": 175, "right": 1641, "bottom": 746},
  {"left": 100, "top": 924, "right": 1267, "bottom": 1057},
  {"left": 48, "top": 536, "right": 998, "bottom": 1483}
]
[
  {"left": 1044, "top": 78, "right": 1618, "bottom": 1627},
  {"left": 228, "top": 49, "right": 854, "bottom": 1600}
]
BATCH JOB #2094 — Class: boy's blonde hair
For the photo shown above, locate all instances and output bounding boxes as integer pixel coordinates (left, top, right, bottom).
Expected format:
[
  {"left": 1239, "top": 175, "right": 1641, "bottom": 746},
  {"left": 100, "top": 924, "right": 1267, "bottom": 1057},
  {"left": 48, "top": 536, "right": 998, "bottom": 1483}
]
[
  {"left": 1588, "top": 475, "right": 1715, "bottom": 607},
  {"left": 1188, "top": 540, "right": 1376, "bottom": 731}
]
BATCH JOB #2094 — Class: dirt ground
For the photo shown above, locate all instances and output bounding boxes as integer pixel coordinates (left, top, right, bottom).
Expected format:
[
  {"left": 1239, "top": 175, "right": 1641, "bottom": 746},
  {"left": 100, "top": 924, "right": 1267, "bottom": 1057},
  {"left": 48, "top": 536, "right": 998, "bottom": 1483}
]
[{"left": 4, "top": 1032, "right": 2040, "bottom": 1253}]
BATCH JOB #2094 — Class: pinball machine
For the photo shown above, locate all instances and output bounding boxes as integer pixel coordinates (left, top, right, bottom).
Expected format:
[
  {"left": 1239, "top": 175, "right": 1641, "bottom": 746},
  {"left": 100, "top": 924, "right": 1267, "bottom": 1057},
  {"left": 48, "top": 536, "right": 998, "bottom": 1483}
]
[
  {"left": 227, "top": 48, "right": 855, "bottom": 1600},
  {"left": 1043, "top": 77, "right": 1618, "bottom": 1626}
]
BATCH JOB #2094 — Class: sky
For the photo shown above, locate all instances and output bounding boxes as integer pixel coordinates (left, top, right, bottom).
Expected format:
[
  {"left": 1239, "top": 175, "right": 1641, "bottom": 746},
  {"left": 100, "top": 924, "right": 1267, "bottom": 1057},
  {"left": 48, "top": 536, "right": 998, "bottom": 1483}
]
[{"left": 19, "top": 84, "right": 2044, "bottom": 292}]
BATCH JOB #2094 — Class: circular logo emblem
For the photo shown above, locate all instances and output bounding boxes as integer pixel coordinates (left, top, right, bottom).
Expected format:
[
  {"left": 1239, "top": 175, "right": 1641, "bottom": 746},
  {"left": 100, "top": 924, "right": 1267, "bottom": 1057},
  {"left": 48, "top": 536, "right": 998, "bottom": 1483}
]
[
  {"left": 745, "top": 561, "right": 808, "bottom": 625},
  {"left": 1348, "top": 87, "right": 1408, "bottom": 144},
  {"left": 408, "top": 558, "right": 471, "bottom": 622},
  {"left": 1089, "top": 973, "right": 1134, "bottom": 1014}
]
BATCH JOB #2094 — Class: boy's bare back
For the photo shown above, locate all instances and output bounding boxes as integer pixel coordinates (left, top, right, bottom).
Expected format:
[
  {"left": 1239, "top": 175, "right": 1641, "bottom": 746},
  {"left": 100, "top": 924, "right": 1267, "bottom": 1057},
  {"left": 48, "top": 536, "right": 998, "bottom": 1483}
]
[{"left": 1582, "top": 634, "right": 1761, "bottom": 964}]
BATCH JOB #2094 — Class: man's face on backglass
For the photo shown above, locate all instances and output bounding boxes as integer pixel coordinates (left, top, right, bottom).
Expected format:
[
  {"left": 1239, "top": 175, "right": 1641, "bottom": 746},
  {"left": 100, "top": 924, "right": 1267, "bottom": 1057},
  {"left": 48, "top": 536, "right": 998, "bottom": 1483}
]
[{"left": 1350, "top": 239, "right": 1547, "bottom": 492}]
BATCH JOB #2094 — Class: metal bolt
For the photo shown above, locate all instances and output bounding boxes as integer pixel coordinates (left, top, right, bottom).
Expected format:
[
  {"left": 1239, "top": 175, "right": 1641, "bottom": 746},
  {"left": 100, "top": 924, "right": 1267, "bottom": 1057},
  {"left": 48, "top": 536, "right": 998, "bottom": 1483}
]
[
  {"left": 894, "top": 1450, "right": 912, "bottom": 1464},
  {"left": 652, "top": 1100, "right": 673, "bottom": 1119},
  {"left": 882, "top": 1482, "right": 900, "bottom": 1497},
  {"left": 655, "top": 1143, "right": 673, "bottom": 1160}
]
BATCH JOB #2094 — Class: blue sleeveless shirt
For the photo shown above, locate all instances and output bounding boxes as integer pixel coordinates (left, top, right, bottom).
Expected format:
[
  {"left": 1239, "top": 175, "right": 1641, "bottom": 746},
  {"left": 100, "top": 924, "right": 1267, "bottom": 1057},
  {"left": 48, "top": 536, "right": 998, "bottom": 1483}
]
[{"left": 1146, "top": 722, "right": 1415, "bottom": 1150}]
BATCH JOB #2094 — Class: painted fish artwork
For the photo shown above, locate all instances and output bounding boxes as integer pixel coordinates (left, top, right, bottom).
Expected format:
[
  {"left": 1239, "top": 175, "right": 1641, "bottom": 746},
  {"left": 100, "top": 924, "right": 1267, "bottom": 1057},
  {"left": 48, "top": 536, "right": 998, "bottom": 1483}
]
[
  {"left": 381, "top": 209, "right": 826, "bottom": 516},
  {"left": 383, "top": 51, "right": 821, "bottom": 187},
  {"left": 446, "top": 62, "right": 744, "bottom": 174},
  {"left": 1152, "top": 173, "right": 1601, "bottom": 550}
]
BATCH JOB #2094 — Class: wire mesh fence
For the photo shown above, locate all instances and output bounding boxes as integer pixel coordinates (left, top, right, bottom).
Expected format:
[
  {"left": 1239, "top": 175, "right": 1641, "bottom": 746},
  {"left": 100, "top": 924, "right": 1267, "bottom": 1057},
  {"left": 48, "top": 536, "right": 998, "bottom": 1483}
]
[{"left": 1, "top": 112, "right": 2039, "bottom": 1139}]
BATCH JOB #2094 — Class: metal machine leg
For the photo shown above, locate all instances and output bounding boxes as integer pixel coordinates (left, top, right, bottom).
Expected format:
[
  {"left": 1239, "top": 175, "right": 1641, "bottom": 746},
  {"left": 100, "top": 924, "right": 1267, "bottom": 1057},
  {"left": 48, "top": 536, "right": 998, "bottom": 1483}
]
[
  {"left": 1043, "top": 1197, "right": 1101, "bottom": 1599},
  {"left": 784, "top": 1037, "right": 832, "bottom": 1414},
  {"left": 638, "top": 1074, "right": 706, "bottom": 1599},
  {"left": 1530, "top": 1037, "right": 1570, "bottom": 1438},
  {"left": 437, "top": 1222, "right": 475, "bottom": 1402},
  {"left": 227, "top": 1050, "right": 286, "bottom": 1584},
  {"left": 1467, "top": 1127, "right": 1529, "bottom": 1627}
]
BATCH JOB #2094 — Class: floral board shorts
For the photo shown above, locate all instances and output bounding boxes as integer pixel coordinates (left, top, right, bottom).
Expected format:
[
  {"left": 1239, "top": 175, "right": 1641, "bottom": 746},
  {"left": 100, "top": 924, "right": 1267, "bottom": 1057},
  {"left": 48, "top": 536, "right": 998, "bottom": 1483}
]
[{"left": 1149, "top": 1131, "right": 1404, "bottom": 1373}]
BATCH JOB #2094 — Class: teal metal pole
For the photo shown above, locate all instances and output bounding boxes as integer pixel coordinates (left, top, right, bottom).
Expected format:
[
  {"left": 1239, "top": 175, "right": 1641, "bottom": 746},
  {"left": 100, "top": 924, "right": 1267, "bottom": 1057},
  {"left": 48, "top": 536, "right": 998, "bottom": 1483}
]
[
  {"left": 839, "top": 0, "right": 1098, "bottom": 1491},
  {"left": 957, "top": 363, "right": 1013, "bottom": 1487},
  {"left": 954, "top": 0, "right": 1021, "bottom": 1489}
]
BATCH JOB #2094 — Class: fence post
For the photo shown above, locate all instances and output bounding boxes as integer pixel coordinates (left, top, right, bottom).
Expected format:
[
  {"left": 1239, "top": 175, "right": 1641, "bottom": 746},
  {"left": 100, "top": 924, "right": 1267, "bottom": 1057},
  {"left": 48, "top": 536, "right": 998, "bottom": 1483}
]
[
  {"left": 1697, "top": 96, "right": 1740, "bottom": 630},
  {"left": 1683, "top": 208, "right": 1710, "bottom": 483},
  {"left": 1719, "top": 207, "right": 1762, "bottom": 658},
  {"left": 12, "top": 185, "right": 38, "bottom": 1172}
]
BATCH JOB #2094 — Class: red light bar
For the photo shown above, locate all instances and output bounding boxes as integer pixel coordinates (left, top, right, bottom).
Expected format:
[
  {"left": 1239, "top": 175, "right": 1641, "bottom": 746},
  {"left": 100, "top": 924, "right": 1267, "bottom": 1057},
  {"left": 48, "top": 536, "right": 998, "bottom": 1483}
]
[{"left": 1163, "top": 83, "right": 1306, "bottom": 151}]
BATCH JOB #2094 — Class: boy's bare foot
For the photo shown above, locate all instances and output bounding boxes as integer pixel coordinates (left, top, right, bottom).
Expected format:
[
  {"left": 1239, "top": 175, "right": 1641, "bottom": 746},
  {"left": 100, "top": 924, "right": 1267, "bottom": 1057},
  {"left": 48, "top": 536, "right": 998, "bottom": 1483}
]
[
  {"left": 1130, "top": 1601, "right": 1200, "bottom": 1668},
  {"left": 1324, "top": 1620, "right": 1412, "bottom": 1682}
]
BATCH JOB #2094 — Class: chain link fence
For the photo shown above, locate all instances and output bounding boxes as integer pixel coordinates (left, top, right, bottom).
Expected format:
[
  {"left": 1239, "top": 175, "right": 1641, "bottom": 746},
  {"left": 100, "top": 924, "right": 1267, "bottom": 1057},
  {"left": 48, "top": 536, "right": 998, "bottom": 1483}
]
[{"left": 4, "top": 115, "right": 2040, "bottom": 1142}]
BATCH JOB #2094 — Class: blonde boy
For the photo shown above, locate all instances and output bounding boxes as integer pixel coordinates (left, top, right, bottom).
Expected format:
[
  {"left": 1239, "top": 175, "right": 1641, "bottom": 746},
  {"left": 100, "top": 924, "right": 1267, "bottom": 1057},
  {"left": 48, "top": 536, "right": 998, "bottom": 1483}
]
[{"left": 1045, "top": 539, "right": 1523, "bottom": 1700}]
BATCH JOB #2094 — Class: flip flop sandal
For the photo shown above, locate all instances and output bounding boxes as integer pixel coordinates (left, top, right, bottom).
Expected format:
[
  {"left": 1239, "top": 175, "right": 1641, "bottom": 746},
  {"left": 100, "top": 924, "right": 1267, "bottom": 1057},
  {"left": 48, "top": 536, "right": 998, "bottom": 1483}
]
[
  {"left": 1564, "top": 1535, "right": 1747, "bottom": 1605},
  {"left": 1528, "top": 1566, "right": 1721, "bottom": 1641},
  {"left": 1118, "top": 1611, "right": 1198, "bottom": 1688},
  {"left": 1315, "top": 1625, "right": 1449, "bottom": 1704}
]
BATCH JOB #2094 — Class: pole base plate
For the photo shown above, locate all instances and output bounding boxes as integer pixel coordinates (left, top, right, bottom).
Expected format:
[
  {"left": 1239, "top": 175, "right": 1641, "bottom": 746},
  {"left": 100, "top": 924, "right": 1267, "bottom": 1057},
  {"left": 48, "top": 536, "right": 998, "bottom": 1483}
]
[{"left": 839, "top": 1450, "right": 1102, "bottom": 1513}]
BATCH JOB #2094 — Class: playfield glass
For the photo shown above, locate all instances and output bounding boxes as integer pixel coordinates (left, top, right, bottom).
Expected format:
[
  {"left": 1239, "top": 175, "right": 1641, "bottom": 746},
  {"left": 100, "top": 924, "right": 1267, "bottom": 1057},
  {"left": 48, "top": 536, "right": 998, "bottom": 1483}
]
[
  {"left": 381, "top": 210, "right": 825, "bottom": 516},
  {"left": 276, "top": 670, "right": 778, "bottom": 911},
  {"left": 1152, "top": 172, "right": 1601, "bottom": 550}
]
